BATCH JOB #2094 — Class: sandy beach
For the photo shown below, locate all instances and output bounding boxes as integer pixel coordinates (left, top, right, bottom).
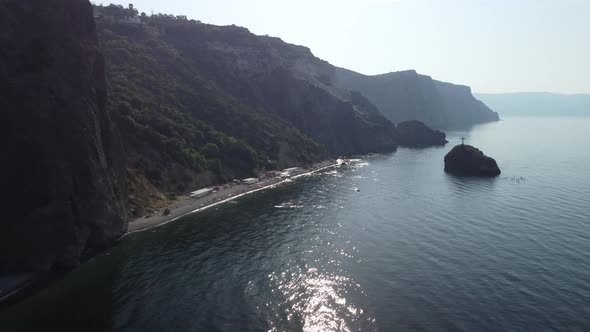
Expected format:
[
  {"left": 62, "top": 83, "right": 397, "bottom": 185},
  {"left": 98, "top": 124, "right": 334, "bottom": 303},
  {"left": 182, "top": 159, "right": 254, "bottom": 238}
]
[{"left": 125, "top": 160, "right": 338, "bottom": 235}]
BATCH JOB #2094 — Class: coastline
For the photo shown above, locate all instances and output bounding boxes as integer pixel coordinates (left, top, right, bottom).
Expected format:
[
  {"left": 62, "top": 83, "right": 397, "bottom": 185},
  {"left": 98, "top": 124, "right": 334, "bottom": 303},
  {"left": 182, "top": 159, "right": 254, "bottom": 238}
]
[
  {"left": 0, "top": 160, "right": 337, "bottom": 306},
  {"left": 125, "top": 160, "right": 338, "bottom": 236}
]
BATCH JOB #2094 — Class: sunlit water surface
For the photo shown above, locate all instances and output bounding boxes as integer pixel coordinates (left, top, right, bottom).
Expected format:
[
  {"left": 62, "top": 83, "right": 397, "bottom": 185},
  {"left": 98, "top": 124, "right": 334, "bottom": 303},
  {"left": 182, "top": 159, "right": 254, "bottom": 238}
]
[{"left": 1, "top": 117, "right": 590, "bottom": 331}]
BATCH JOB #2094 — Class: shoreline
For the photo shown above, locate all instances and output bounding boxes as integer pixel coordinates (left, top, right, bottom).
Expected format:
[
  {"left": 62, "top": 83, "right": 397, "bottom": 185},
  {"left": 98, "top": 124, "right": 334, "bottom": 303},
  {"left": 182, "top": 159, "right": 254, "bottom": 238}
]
[
  {"left": 125, "top": 160, "right": 339, "bottom": 236},
  {"left": 0, "top": 160, "right": 338, "bottom": 306}
]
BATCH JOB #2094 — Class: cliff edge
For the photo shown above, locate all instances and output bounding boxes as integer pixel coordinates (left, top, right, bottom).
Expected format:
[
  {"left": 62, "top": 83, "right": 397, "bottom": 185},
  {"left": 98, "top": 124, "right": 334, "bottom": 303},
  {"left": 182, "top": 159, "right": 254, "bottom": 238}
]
[
  {"left": 0, "top": 0, "right": 127, "bottom": 272},
  {"left": 334, "top": 68, "right": 499, "bottom": 130}
]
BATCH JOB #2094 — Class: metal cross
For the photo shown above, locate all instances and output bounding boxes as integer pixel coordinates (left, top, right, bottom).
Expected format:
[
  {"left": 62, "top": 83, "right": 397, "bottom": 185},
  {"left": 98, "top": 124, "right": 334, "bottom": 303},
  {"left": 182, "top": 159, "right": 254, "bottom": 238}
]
[{"left": 461, "top": 137, "right": 466, "bottom": 145}]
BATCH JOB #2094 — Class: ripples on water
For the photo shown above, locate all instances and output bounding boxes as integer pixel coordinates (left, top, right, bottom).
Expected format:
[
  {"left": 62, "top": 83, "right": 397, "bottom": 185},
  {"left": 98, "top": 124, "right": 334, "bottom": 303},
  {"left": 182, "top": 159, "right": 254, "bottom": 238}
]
[
  {"left": 1, "top": 117, "right": 590, "bottom": 331},
  {"left": 249, "top": 161, "right": 378, "bottom": 332}
]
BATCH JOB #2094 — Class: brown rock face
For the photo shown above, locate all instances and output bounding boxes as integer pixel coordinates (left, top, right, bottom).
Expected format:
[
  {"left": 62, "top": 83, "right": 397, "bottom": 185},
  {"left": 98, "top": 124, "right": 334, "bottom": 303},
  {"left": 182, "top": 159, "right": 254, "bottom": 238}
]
[
  {"left": 444, "top": 145, "right": 501, "bottom": 177},
  {"left": 0, "top": 0, "right": 127, "bottom": 272}
]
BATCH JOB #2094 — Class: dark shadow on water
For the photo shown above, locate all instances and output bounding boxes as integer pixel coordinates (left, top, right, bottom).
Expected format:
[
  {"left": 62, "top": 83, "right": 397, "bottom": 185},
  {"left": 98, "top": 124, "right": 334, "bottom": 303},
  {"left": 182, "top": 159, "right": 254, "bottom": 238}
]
[
  {"left": 0, "top": 245, "right": 125, "bottom": 331},
  {"left": 398, "top": 144, "right": 449, "bottom": 151},
  {"left": 444, "top": 172, "right": 500, "bottom": 194},
  {"left": 0, "top": 171, "right": 359, "bottom": 331}
]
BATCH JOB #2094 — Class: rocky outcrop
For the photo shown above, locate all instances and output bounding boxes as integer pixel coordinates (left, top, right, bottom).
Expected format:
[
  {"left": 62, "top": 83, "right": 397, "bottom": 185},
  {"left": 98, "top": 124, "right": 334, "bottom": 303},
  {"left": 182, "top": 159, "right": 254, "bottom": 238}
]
[
  {"left": 444, "top": 145, "right": 501, "bottom": 177},
  {"left": 397, "top": 120, "right": 447, "bottom": 147},
  {"left": 333, "top": 68, "right": 500, "bottom": 130},
  {"left": 0, "top": 0, "right": 127, "bottom": 272}
]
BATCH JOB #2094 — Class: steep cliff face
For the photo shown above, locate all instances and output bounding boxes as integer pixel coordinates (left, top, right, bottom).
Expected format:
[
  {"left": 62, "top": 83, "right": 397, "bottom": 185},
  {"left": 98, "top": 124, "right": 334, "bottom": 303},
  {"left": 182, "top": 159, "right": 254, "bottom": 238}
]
[
  {"left": 94, "top": 8, "right": 399, "bottom": 210},
  {"left": 143, "top": 19, "right": 401, "bottom": 156},
  {"left": 0, "top": 0, "right": 127, "bottom": 272},
  {"left": 334, "top": 68, "right": 499, "bottom": 129},
  {"left": 434, "top": 80, "right": 499, "bottom": 129},
  {"left": 252, "top": 70, "right": 399, "bottom": 156}
]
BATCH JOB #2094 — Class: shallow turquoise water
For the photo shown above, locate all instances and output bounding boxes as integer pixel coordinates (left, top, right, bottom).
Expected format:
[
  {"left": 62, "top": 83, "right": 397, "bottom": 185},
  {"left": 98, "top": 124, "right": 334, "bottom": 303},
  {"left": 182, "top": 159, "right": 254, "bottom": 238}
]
[{"left": 1, "top": 117, "right": 590, "bottom": 331}]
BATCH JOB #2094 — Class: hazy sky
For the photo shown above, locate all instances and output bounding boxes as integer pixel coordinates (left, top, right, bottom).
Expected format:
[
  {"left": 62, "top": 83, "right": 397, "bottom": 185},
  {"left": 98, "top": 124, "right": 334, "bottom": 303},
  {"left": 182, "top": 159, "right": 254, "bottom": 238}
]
[{"left": 98, "top": 0, "right": 590, "bottom": 94}]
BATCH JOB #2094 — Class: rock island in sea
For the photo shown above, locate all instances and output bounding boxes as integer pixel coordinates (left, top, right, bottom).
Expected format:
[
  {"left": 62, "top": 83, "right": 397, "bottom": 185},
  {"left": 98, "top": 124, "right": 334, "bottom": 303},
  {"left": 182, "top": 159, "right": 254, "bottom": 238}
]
[{"left": 444, "top": 144, "right": 501, "bottom": 177}]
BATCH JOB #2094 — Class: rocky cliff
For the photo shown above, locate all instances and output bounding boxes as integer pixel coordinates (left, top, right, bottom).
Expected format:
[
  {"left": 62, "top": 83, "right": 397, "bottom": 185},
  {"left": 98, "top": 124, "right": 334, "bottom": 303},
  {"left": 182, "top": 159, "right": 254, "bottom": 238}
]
[
  {"left": 94, "top": 6, "right": 400, "bottom": 210},
  {"left": 397, "top": 120, "right": 447, "bottom": 147},
  {"left": 334, "top": 68, "right": 499, "bottom": 129},
  {"left": 0, "top": 0, "right": 127, "bottom": 272}
]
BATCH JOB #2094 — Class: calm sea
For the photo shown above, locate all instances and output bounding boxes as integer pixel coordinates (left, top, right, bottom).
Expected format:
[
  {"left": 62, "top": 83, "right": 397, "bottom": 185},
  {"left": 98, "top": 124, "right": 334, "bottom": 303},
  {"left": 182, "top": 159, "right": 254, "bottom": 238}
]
[{"left": 1, "top": 117, "right": 590, "bottom": 331}]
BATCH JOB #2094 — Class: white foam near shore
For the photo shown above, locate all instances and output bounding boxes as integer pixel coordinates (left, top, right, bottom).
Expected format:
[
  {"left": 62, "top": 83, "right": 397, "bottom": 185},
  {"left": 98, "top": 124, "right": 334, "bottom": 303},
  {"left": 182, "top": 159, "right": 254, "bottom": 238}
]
[
  {"left": 124, "top": 161, "right": 339, "bottom": 236},
  {"left": 0, "top": 274, "right": 33, "bottom": 304}
]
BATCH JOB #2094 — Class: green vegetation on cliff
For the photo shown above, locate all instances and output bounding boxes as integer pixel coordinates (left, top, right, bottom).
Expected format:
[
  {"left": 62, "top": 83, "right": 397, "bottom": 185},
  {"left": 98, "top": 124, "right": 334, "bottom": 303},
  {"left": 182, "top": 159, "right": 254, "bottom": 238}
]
[{"left": 94, "top": 4, "right": 398, "bottom": 210}]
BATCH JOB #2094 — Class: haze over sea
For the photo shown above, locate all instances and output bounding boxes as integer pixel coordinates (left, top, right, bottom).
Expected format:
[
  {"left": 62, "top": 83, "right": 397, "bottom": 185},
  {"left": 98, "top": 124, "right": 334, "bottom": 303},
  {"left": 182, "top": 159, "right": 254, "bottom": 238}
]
[{"left": 2, "top": 116, "right": 590, "bottom": 331}]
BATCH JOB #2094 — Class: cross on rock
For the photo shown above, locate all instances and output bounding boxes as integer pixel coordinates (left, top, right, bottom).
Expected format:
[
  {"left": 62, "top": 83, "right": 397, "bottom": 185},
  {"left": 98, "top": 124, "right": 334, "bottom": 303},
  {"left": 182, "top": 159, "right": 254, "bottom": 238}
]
[{"left": 461, "top": 137, "right": 466, "bottom": 145}]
